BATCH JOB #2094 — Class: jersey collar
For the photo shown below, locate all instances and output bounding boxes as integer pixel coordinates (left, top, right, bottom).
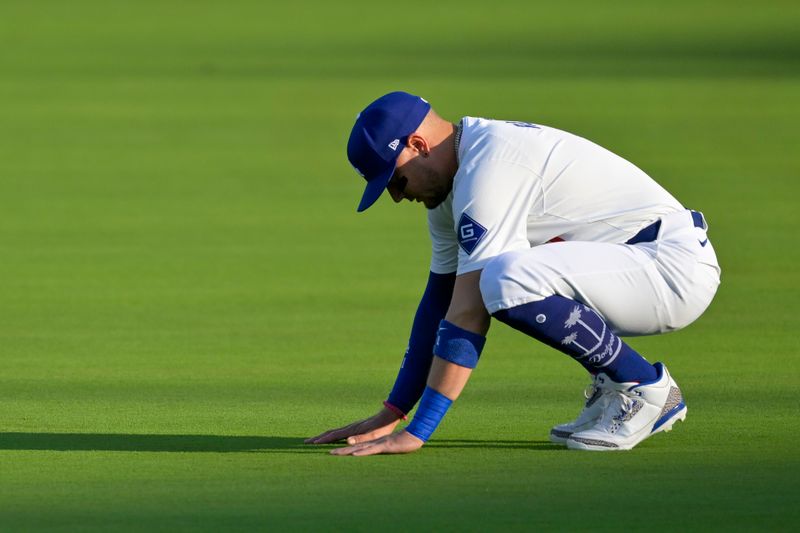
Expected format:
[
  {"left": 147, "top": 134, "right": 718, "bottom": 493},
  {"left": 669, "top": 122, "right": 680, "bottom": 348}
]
[{"left": 454, "top": 118, "right": 464, "bottom": 165}]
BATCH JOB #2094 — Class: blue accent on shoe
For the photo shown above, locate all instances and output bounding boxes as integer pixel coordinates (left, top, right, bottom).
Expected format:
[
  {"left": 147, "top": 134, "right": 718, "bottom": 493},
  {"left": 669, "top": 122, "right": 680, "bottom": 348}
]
[
  {"left": 652, "top": 401, "right": 687, "bottom": 432},
  {"left": 627, "top": 362, "right": 665, "bottom": 390}
]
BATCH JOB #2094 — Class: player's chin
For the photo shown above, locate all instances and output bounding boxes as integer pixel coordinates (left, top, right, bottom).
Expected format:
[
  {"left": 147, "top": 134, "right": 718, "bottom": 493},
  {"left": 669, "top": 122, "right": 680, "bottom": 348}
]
[{"left": 423, "top": 197, "right": 446, "bottom": 210}]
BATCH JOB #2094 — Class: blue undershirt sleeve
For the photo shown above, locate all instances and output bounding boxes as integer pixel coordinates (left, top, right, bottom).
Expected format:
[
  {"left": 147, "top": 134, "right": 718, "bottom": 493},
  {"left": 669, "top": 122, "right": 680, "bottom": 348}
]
[{"left": 386, "top": 271, "right": 456, "bottom": 414}]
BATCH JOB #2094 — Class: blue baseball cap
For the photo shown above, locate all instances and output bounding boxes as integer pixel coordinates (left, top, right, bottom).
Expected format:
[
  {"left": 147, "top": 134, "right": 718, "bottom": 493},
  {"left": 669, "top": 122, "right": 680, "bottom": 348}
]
[{"left": 347, "top": 91, "right": 431, "bottom": 212}]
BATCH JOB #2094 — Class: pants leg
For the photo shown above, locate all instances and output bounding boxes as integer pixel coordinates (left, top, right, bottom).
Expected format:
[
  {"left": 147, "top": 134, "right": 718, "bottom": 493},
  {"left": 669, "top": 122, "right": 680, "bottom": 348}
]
[{"left": 479, "top": 212, "right": 721, "bottom": 336}]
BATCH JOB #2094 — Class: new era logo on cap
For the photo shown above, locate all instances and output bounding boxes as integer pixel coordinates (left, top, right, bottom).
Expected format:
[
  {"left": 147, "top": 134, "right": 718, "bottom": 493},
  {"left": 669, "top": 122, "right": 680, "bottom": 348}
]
[{"left": 388, "top": 139, "right": 400, "bottom": 151}]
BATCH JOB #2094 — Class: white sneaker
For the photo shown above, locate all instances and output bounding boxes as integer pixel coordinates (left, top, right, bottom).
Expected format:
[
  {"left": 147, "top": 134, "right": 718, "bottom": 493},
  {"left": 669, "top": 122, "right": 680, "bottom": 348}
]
[
  {"left": 566, "top": 363, "right": 686, "bottom": 451},
  {"left": 549, "top": 374, "right": 612, "bottom": 444}
]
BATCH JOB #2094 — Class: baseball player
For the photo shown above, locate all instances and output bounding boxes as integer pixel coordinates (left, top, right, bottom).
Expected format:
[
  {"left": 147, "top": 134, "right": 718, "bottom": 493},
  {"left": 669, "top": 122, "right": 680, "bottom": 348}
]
[{"left": 306, "top": 91, "right": 720, "bottom": 455}]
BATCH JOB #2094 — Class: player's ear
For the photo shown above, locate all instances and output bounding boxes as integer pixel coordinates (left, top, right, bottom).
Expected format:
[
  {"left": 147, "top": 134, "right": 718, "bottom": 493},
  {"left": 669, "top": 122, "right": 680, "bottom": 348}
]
[{"left": 407, "top": 134, "right": 430, "bottom": 158}]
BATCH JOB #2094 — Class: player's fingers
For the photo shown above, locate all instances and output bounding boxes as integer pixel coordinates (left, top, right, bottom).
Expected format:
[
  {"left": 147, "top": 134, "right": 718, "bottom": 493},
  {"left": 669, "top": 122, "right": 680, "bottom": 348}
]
[
  {"left": 330, "top": 434, "right": 391, "bottom": 456},
  {"left": 305, "top": 426, "right": 353, "bottom": 444},
  {"left": 304, "top": 431, "right": 334, "bottom": 444},
  {"left": 346, "top": 425, "right": 394, "bottom": 445},
  {"left": 351, "top": 443, "right": 386, "bottom": 457},
  {"left": 329, "top": 441, "right": 374, "bottom": 456},
  {"left": 353, "top": 433, "right": 416, "bottom": 456},
  {"left": 304, "top": 434, "right": 325, "bottom": 444},
  {"left": 329, "top": 446, "right": 354, "bottom": 456}
]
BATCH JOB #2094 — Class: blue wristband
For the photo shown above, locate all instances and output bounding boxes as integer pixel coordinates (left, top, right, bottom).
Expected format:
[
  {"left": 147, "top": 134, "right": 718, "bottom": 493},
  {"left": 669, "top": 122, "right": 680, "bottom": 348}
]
[
  {"left": 406, "top": 386, "right": 453, "bottom": 442},
  {"left": 433, "top": 319, "right": 486, "bottom": 369}
]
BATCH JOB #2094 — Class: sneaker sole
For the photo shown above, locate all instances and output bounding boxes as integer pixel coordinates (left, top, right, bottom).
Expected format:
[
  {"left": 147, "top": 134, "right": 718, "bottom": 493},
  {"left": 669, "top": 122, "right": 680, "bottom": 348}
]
[
  {"left": 549, "top": 429, "right": 572, "bottom": 445},
  {"left": 549, "top": 419, "right": 601, "bottom": 445},
  {"left": 566, "top": 404, "right": 688, "bottom": 452}
]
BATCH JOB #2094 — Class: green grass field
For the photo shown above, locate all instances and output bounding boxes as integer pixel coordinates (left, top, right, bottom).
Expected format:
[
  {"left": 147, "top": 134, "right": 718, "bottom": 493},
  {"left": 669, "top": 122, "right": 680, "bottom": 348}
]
[{"left": 1, "top": 0, "right": 799, "bottom": 530}]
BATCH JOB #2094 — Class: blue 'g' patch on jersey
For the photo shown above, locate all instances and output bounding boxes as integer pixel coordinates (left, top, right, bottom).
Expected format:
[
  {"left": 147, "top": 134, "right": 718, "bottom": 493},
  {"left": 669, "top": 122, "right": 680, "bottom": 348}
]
[{"left": 457, "top": 213, "right": 487, "bottom": 255}]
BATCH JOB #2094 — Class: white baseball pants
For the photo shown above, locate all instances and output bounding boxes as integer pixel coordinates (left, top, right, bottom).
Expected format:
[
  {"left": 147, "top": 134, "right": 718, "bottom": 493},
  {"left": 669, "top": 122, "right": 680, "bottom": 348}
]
[{"left": 479, "top": 210, "right": 721, "bottom": 336}]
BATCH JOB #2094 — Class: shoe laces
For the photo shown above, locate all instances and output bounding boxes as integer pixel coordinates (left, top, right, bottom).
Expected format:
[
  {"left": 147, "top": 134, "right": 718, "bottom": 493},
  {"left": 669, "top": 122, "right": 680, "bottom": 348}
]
[{"left": 598, "top": 389, "right": 641, "bottom": 433}]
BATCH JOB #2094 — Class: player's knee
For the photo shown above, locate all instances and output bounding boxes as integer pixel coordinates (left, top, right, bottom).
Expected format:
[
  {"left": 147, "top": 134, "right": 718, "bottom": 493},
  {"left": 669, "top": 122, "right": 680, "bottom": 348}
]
[{"left": 480, "top": 250, "right": 549, "bottom": 312}]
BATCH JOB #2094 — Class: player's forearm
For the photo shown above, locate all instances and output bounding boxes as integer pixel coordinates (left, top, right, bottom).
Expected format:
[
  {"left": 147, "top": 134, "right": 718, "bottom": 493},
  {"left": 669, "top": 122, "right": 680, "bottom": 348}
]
[
  {"left": 444, "top": 269, "right": 491, "bottom": 335},
  {"left": 403, "top": 355, "right": 479, "bottom": 443},
  {"left": 427, "top": 356, "right": 473, "bottom": 400},
  {"left": 404, "top": 272, "right": 490, "bottom": 443},
  {"left": 386, "top": 271, "right": 456, "bottom": 414}
]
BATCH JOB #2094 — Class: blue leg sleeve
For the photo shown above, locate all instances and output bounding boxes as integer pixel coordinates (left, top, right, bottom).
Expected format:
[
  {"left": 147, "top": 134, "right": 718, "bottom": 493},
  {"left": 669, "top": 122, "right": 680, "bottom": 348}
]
[
  {"left": 493, "top": 296, "right": 657, "bottom": 383},
  {"left": 387, "top": 271, "right": 456, "bottom": 414}
]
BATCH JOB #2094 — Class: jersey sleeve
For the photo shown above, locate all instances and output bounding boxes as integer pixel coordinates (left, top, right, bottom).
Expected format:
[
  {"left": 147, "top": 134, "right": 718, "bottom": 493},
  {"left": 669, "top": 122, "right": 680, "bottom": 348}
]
[
  {"left": 427, "top": 195, "right": 459, "bottom": 274},
  {"left": 453, "top": 158, "right": 538, "bottom": 274}
]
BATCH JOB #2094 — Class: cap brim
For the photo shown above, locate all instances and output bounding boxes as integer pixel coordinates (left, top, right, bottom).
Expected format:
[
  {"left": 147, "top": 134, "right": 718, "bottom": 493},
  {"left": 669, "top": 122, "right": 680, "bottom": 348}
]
[{"left": 356, "top": 163, "right": 396, "bottom": 212}]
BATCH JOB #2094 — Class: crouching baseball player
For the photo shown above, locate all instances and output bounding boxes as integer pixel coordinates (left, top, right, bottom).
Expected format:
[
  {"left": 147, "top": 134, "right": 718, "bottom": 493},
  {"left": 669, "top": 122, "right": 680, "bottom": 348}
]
[{"left": 306, "top": 91, "right": 721, "bottom": 455}]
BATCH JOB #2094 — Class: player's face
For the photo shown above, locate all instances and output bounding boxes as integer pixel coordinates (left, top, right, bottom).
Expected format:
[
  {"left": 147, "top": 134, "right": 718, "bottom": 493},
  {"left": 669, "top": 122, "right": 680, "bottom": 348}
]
[{"left": 386, "top": 149, "right": 452, "bottom": 209}]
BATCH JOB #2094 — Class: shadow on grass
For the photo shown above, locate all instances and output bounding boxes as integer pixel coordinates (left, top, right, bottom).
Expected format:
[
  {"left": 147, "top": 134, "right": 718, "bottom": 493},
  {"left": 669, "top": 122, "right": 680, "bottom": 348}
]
[
  {"left": 0, "top": 433, "right": 311, "bottom": 453},
  {"left": 430, "top": 439, "right": 563, "bottom": 451},
  {"left": 0, "top": 433, "right": 564, "bottom": 453}
]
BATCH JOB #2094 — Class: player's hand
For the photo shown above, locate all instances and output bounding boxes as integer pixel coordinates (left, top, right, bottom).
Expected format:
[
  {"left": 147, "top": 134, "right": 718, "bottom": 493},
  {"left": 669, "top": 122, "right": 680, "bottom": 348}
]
[
  {"left": 304, "top": 407, "right": 401, "bottom": 445},
  {"left": 329, "top": 430, "right": 424, "bottom": 456}
]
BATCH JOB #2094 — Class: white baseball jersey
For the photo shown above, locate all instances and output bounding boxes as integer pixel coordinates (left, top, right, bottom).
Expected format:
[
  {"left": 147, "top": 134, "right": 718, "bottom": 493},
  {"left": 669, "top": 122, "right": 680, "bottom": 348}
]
[{"left": 428, "top": 117, "right": 685, "bottom": 276}]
